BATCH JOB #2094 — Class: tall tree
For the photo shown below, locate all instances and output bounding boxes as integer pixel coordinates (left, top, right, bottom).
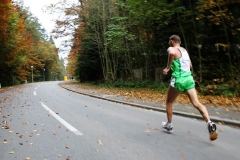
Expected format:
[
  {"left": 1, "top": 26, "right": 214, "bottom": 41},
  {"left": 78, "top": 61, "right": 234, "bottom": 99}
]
[
  {"left": 197, "top": 0, "right": 240, "bottom": 82},
  {"left": 0, "top": 0, "right": 65, "bottom": 86}
]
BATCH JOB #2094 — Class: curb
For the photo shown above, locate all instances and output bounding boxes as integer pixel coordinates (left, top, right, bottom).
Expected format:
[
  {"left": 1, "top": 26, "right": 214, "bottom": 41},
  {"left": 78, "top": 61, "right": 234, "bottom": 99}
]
[{"left": 59, "top": 83, "right": 240, "bottom": 127}]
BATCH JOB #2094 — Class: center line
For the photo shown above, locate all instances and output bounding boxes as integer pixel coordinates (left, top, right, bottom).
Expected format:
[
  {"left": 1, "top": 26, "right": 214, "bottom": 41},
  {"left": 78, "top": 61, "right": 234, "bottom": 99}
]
[
  {"left": 40, "top": 102, "right": 83, "bottom": 136},
  {"left": 34, "top": 91, "right": 37, "bottom": 96}
]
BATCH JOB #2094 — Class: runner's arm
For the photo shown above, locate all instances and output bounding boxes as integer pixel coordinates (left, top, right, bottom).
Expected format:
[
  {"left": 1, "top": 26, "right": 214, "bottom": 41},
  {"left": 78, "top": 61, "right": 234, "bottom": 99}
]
[{"left": 163, "top": 47, "right": 175, "bottom": 75}]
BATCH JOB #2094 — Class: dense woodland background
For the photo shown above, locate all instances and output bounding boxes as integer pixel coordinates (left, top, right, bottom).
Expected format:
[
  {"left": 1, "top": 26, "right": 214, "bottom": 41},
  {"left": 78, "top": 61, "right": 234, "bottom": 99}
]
[{"left": 1, "top": 0, "right": 240, "bottom": 97}]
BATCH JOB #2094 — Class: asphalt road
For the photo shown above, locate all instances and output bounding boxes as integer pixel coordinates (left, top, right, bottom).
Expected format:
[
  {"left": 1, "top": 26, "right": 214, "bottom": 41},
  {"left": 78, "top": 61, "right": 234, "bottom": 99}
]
[{"left": 0, "top": 81, "right": 240, "bottom": 160}]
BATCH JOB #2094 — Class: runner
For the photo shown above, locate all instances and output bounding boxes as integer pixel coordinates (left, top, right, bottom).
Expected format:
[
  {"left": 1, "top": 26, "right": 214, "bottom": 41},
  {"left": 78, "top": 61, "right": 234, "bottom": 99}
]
[{"left": 162, "top": 35, "right": 218, "bottom": 141}]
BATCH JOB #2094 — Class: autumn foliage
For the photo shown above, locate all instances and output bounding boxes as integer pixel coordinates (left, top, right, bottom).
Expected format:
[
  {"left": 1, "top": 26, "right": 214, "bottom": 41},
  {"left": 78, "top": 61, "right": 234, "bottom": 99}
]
[
  {"left": 61, "top": 81, "right": 240, "bottom": 108},
  {"left": 0, "top": 0, "right": 64, "bottom": 86}
]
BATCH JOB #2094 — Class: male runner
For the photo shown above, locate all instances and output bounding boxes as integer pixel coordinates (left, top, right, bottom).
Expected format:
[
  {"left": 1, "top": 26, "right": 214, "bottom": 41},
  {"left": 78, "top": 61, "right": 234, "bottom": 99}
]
[{"left": 162, "top": 35, "right": 218, "bottom": 141}]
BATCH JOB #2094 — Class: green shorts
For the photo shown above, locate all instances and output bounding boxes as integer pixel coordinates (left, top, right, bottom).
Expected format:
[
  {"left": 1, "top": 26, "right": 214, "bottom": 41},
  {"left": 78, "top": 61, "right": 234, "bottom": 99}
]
[{"left": 170, "top": 75, "right": 195, "bottom": 92}]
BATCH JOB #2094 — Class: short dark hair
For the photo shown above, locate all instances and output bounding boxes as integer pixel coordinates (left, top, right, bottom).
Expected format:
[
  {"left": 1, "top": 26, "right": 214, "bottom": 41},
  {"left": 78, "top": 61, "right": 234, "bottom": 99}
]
[{"left": 169, "top": 35, "right": 181, "bottom": 43}]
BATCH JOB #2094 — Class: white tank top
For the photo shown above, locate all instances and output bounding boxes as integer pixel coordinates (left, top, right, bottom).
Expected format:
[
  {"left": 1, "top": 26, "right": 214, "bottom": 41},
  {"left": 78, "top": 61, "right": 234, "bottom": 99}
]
[{"left": 171, "top": 47, "right": 191, "bottom": 77}]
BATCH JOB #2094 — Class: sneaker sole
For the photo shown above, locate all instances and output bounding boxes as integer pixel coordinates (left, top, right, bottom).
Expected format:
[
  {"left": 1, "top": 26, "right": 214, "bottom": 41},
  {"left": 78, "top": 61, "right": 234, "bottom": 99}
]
[
  {"left": 162, "top": 127, "right": 173, "bottom": 132},
  {"left": 210, "top": 132, "right": 218, "bottom": 141}
]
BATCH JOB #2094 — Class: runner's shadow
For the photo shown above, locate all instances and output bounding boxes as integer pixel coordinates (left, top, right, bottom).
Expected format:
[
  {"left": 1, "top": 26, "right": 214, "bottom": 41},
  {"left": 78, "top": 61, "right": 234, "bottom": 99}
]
[{"left": 162, "top": 130, "right": 174, "bottom": 134}]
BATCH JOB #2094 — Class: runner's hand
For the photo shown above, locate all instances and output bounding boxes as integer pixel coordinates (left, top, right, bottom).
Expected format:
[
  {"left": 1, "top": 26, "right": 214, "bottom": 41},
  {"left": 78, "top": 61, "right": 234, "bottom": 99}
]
[{"left": 163, "top": 68, "right": 169, "bottom": 75}]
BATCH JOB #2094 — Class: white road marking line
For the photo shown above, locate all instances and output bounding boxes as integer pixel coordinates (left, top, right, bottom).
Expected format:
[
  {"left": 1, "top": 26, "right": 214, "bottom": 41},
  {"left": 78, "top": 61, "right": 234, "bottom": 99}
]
[
  {"left": 40, "top": 102, "right": 83, "bottom": 136},
  {"left": 34, "top": 91, "right": 37, "bottom": 96},
  {"left": 35, "top": 87, "right": 38, "bottom": 90}
]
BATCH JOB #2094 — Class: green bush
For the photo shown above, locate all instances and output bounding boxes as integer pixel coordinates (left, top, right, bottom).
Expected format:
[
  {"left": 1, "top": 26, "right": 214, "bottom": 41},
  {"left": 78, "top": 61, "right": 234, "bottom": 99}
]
[
  {"left": 83, "top": 80, "right": 239, "bottom": 97},
  {"left": 108, "top": 80, "right": 168, "bottom": 92},
  {"left": 199, "top": 83, "right": 239, "bottom": 97}
]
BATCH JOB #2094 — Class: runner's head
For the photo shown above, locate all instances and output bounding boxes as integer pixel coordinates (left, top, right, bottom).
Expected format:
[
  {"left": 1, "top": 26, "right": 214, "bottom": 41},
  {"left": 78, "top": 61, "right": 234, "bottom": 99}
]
[{"left": 169, "top": 35, "right": 181, "bottom": 46}]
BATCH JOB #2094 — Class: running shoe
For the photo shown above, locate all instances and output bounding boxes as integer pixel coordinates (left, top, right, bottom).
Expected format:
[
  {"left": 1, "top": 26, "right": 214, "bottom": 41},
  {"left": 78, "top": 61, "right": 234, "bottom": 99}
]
[
  {"left": 162, "top": 121, "right": 173, "bottom": 132},
  {"left": 208, "top": 121, "right": 218, "bottom": 141}
]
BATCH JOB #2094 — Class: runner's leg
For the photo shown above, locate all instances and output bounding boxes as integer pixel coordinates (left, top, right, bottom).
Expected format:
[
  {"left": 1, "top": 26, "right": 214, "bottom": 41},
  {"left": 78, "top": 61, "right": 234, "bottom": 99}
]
[
  {"left": 186, "top": 88, "right": 210, "bottom": 122},
  {"left": 166, "top": 86, "right": 180, "bottom": 123}
]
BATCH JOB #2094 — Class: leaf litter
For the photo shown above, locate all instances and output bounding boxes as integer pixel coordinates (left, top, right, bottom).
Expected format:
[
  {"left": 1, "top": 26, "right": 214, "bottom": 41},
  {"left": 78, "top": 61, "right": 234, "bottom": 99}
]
[
  {"left": 60, "top": 81, "right": 240, "bottom": 108},
  {"left": 98, "top": 140, "right": 103, "bottom": 146}
]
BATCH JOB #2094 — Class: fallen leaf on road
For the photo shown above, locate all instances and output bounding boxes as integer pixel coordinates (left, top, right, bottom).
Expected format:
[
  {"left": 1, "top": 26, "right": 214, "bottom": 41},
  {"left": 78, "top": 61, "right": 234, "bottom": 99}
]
[
  {"left": 98, "top": 140, "right": 103, "bottom": 146},
  {"left": 25, "top": 157, "right": 30, "bottom": 160},
  {"left": 180, "top": 153, "right": 185, "bottom": 157},
  {"left": 19, "top": 134, "right": 23, "bottom": 138},
  {"left": 66, "top": 146, "right": 70, "bottom": 149},
  {"left": 58, "top": 154, "right": 62, "bottom": 157},
  {"left": 19, "top": 142, "right": 23, "bottom": 145},
  {"left": 145, "top": 130, "right": 151, "bottom": 133},
  {"left": 219, "top": 128, "right": 223, "bottom": 132},
  {"left": 9, "top": 151, "right": 14, "bottom": 154},
  {"left": 225, "top": 108, "right": 230, "bottom": 112},
  {"left": 9, "top": 131, "right": 14, "bottom": 133},
  {"left": 96, "top": 149, "right": 100, "bottom": 152},
  {"left": 2, "top": 120, "right": 7, "bottom": 124},
  {"left": 3, "top": 141, "right": 7, "bottom": 144},
  {"left": 2, "top": 126, "right": 10, "bottom": 129}
]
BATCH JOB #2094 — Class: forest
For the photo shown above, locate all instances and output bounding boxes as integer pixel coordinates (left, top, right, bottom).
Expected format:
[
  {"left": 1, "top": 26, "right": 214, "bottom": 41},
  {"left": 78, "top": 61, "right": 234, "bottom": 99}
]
[
  {"left": 1, "top": 0, "right": 240, "bottom": 97},
  {"left": 61, "top": 0, "right": 240, "bottom": 97},
  {"left": 0, "top": 0, "right": 65, "bottom": 87}
]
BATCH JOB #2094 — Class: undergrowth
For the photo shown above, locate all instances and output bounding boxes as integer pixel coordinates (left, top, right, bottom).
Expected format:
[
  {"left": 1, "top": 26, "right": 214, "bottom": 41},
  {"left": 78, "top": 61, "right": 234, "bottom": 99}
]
[{"left": 81, "top": 80, "right": 239, "bottom": 98}]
